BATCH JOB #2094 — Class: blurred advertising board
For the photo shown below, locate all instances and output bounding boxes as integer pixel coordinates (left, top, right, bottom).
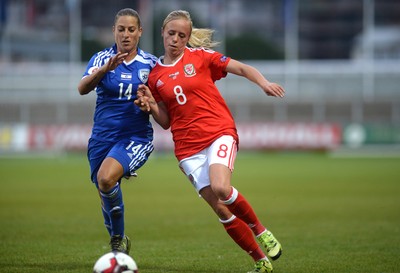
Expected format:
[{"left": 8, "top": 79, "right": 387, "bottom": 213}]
[
  {"left": 343, "top": 123, "right": 400, "bottom": 148},
  {"left": 0, "top": 123, "right": 342, "bottom": 153}
]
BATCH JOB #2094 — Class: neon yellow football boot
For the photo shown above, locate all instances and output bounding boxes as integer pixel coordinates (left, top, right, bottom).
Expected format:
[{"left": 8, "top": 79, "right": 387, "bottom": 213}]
[
  {"left": 257, "top": 230, "right": 282, "bottom": 260},
  {"left": 247, "top": 259, "right": 273, "bottom": 273}
]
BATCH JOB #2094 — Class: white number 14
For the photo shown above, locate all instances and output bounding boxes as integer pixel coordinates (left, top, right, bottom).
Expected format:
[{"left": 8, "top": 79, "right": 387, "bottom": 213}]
[{"left": 119, "top": 83, "right": 133, "bottom": 100}]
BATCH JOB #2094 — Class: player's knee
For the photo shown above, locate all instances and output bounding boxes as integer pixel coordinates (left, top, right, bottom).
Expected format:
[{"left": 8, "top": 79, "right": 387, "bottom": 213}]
[
  {"left": 97, "top": 174, "right": 116, "bottom": 192},
  {"left": 211, "top": 183, "right": 231, "bottom": 200}
]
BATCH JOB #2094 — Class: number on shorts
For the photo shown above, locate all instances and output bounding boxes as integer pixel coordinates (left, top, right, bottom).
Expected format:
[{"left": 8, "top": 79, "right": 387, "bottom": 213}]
[
  {"left": 125, "top": 141, "right": 142, "bottom": 155},
  {"left": 217, "top": 144, "right": 228, "bottom": 158},
  {"left": 131, "top": 144, "right": 142, "bottom": 155}
]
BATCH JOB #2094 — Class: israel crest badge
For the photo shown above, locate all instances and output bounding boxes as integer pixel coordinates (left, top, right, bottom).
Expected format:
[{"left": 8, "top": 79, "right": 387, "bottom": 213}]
[{"left": 138, "top": 69, "right": 150, "bottom": 83}]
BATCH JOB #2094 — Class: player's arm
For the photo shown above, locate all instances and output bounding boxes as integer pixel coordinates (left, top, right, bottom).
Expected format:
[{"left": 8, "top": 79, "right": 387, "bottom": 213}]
[
  {"left": 77, "top": 67, "right": 107, "bottom": 95},
  {"left": 135, "top": 84, "right": 170, "bottom": 129},
  {"left": 78, "top": 52, "right": 128, "bottom": 95},
  {"left": 225, "top": 59, "right": 285, "bottom": 98}
]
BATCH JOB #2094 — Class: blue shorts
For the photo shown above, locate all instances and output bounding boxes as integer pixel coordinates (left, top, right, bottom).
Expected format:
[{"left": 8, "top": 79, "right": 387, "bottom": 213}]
[{"left": 87, "top": 137, "right": 154, "bottom": 184}]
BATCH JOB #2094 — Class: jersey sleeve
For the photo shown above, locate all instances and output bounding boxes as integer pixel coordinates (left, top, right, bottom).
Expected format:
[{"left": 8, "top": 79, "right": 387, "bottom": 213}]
[
  {"left": 148, "top": 73, "right": 162, "bottom": 103},
  {"left": 82, "top": 47, "right": 114, "bottom": 78},
  {"left": 207, "top": 50, "right": 231, "bottom": 82},
  {"left": 82, "top": 52, "right": 106, "bottom": 79}
]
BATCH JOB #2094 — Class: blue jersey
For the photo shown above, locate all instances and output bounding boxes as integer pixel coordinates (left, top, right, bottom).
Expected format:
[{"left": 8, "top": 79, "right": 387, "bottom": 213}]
[{"left": 83, "top": 45, "right": 157, "bottom": 143}]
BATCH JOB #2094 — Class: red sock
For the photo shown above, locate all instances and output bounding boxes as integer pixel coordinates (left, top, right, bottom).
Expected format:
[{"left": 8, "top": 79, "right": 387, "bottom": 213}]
[
  {"left": 221, "top": 216, "right": 266, "bottom": 261},
  {"left": 223, "top": 187, "right": 266, "bottom": 236}
]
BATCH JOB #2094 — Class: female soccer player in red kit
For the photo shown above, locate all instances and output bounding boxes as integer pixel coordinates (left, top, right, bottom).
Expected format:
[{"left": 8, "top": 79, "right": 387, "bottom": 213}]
[{"left": 136, "top": 10, "right": 284, "bottom": 273}]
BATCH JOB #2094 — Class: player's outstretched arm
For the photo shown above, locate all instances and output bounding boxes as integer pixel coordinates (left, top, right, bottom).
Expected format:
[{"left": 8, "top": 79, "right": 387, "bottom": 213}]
[
  {"left": 225, "top": 59, "right": 285, "bottom": 98},
  {"left": 135, "top": 84, "right": 170, "bottom": 130}
]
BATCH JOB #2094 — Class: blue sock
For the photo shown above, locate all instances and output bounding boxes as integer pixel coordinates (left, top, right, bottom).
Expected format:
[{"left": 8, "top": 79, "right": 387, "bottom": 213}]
[
  {"left": 101, "top": 206, "right": 112, "bottom": 236},
  {"left": 100, "top": 182, "right": 125, "bottom": 237}
]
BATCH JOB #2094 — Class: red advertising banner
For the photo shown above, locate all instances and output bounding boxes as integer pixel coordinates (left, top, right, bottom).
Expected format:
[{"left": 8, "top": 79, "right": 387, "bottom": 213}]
[{"left": 27, "top": 125, "right": 92, "bottom": 151}]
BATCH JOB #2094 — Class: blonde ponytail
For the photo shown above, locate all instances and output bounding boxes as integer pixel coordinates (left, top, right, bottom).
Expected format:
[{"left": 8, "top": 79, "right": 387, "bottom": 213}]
[{"left": 189, "top": 28, "right": 220, "bottom": 49}]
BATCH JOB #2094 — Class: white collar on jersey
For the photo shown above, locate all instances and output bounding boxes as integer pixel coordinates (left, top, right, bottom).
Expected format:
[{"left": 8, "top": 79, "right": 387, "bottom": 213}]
[{"left": 158, "top": 50, "right": 185, "bottom": 67}]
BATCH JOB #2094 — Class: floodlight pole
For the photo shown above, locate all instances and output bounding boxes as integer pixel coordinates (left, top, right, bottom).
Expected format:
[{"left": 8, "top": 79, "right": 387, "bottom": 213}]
[
  {"left": 138, "top": 0, "right": 154, "bottom": 54},
  {"left": 284, "top": 0, "right": 299, "bottom": 101},
  {"left": 363, "top": 0, "right": 375, "bottom": 101},
  {"left": 68, "top": 0, "right": 81, "bottom": 63}
]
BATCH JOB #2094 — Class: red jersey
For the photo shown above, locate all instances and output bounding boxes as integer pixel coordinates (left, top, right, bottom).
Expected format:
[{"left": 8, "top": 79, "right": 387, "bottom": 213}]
[{"left": 148, "top": 47, "right": 238, "bottom": 161}]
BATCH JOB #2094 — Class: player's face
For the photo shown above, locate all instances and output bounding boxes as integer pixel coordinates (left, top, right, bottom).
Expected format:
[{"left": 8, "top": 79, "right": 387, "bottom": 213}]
[
  {"left": 162, "top": 19, "right": 191, "bottom": 59},
  {"left": 113, "top": 15, "right": 142, "bottom": 54}
]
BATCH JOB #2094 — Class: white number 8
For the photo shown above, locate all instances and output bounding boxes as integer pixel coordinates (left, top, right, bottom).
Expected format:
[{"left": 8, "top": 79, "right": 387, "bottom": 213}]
[{"left": 174, "top": 85, "right": 187, "bottom": 105}]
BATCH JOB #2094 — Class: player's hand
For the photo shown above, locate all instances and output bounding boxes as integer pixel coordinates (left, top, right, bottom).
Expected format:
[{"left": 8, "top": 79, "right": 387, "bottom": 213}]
[
  {"left": 104, "top": 52, "right": 129, "bottom": 72},
  {"left": 134, "top": 95, "right": 151, "bottom": 112},
  {"left": 262, "top": 82, "right": 285, "bottom": 98},
  {"left": 134, "top": 84, "right": 153, "bottom": 112}
]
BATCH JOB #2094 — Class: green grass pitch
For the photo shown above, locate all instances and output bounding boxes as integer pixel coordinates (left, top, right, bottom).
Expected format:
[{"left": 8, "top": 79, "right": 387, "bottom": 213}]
[{"left": 0, "top": 151, "right": 399, "bottom": 273}]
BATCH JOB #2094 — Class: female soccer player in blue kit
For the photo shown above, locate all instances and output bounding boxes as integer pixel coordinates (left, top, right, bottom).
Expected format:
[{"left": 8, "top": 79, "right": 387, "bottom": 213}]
[{"left": 78, "top": 8, "right": 157, "bottom": 254}]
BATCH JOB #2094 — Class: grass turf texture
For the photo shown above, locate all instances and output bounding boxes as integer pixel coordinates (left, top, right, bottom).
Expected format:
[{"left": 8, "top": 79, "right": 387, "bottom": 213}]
[{"left": 0, "top": 152, "right": 399, "bottom": 273}]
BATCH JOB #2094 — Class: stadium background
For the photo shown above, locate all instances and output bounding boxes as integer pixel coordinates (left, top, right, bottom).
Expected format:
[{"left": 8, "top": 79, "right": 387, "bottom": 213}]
[{"left": 0, "top": 0, "right": 399, "bottom": 153}]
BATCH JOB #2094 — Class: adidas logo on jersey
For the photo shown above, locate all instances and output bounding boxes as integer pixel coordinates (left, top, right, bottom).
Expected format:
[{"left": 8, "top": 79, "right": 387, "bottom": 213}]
[{"left": 156, "top": 79, "right": 164, "bottom": 87}]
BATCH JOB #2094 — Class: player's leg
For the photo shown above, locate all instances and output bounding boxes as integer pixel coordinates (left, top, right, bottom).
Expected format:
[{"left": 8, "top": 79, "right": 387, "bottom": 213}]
[
  {"left": 88, "top": 139, "right": 117, "bottom": 239},
  {"left": 207, "top": 135, "right": 263, "bottom": 232},
  {"left": 88, "top": 138, "right": 130, "bottom": 253},
  {"left": 101, "top": 138, "right": 153, "bottom": 253},
  {"left": 97, "top": 157, "right": 125, "bottom": 236},
  {"left": 208, "top": 135, "right": 282, "bottom": 261},
  {"left": 179, "top": 151, "right": 272, "bottom": 272},
  {"left": 199, "top": 186, "right": 268, "bottom": 264},
  {"left": 97, "top": 157, "right": 130, "bottom": 253},
  {"left": 221, "top": 184, "right": 282, "bottom": 260}
]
